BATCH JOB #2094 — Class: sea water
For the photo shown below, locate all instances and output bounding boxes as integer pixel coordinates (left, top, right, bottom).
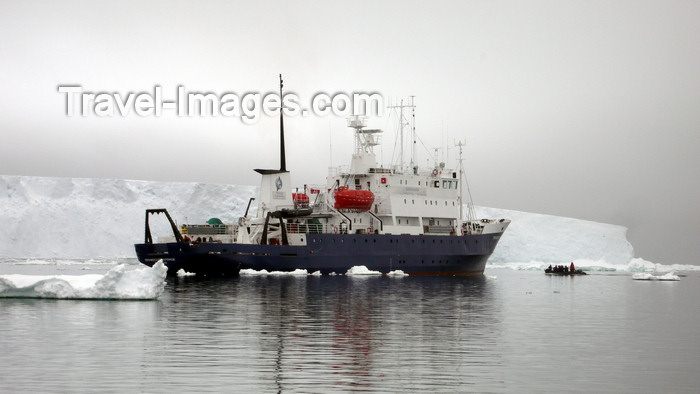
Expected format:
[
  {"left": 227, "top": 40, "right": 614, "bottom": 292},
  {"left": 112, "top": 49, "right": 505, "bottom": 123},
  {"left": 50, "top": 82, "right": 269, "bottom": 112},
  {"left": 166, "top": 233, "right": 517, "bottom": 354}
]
[{"left": 1, "top": 259, "right": 699, "bottom": 393}]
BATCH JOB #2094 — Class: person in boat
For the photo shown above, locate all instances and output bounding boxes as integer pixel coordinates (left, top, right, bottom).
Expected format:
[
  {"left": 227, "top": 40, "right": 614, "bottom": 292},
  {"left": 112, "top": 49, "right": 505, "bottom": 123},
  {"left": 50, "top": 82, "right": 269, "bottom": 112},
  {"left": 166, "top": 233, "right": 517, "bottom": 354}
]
[
  {"left": 570, "top": 262, "right": 575, "bottom": 272},
  {"left": 547, "top": 264, "right": 553, "bottom": 271}
]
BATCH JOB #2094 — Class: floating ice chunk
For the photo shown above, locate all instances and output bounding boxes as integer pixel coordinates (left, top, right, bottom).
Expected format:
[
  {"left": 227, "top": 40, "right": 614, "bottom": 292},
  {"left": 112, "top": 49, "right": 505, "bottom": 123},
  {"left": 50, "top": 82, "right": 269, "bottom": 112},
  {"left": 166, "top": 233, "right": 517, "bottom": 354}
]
[
  {"left": 346, "top": 266, "right": 382, "bottom": 276},
  {"left": 0, "top": 260, "right": 167, "bottom": 299},
  {"left": 632, "top": 272, "right": 680, "bottom": 281},
  {"left": 387, "top": 270, "right": 408, "bottom": 277},
  {"left": 176, "top": 269, "right": 195, "bottom": 277},
  {"left": 240, "top": 268, "right": 309, "bottom": 276},
  {"left": 628, "top": 257, "right": 698, "bottom": 273},
  {"left": 270, "top": 269, "right": 309, "bottom": 276},
  {"left": 657, "top": 272, "right": 681, "bottom": 281},
  {"left": 240, "top": 269, "right": 269, "bottom": 275}
]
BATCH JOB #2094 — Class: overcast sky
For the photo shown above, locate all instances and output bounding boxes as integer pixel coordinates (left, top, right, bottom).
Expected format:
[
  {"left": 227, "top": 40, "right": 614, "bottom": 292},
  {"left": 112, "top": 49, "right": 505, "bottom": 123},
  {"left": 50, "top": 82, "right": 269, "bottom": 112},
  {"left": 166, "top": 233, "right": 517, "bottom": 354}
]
[{"left": 1, "top": 0, "right": 698, "bottom": 265}]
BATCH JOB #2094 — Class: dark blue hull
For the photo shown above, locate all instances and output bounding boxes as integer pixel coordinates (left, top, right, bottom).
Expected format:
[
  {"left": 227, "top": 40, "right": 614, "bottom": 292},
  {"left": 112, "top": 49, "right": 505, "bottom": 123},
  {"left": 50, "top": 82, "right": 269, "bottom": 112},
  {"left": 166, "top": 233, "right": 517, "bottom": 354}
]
[{"left": 135, "top": 233, "right": 504, "bottom": 276}]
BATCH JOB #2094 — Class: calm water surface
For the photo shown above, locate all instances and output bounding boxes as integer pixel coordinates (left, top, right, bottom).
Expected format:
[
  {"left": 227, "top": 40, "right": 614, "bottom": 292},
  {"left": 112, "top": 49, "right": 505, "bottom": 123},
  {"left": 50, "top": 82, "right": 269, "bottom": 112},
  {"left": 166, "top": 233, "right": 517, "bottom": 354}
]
[{"left": 1, "top": 264, "right": 699, "bottom": 393}]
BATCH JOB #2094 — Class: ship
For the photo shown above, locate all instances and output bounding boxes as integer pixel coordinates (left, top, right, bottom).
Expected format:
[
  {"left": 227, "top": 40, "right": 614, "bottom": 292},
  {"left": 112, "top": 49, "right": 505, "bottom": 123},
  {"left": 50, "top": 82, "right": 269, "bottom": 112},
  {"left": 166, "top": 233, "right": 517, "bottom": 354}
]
[{"left": 134, "top": 76, "right": 510, "bottom": 276}]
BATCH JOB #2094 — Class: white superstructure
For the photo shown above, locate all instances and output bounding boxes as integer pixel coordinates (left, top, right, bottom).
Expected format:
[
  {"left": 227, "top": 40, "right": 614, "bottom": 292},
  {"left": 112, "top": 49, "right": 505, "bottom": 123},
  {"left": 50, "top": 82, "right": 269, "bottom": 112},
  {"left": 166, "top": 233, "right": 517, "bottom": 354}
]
[{"left": 174, "top": 110, "right": 509, "bottom": 246}]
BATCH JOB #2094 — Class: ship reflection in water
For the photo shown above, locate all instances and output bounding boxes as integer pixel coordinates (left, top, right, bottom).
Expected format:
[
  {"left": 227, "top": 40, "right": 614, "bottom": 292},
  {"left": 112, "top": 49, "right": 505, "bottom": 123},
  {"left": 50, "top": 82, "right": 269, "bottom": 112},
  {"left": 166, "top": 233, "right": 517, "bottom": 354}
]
[
  {"left": 5, "top": 269, "right": 698, "bottom": 392},
  {"left": 157, "top": 274, "right": 504, "bottom": 392}
]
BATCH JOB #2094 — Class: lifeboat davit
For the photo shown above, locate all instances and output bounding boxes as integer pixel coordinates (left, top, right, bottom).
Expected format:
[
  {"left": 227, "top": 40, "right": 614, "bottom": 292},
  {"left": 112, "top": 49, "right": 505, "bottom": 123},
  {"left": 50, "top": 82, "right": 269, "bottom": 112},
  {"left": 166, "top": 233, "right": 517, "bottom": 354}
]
[{"left": 333, "top": 186, "right": 374, "bottom": 211}]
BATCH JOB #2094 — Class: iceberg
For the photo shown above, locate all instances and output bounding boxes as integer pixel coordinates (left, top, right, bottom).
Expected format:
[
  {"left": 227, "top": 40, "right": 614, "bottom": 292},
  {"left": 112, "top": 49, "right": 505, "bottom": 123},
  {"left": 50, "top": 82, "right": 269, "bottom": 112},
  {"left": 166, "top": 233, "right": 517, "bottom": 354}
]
[
  {"left": 1, "top": 175, "right": 693, "bottom": 272},
  {"left": 477, "top": 206, "right": 633, "bottom": 266},
  {"left": 0, "top": 175, "right": 255, "bottom": 259}
]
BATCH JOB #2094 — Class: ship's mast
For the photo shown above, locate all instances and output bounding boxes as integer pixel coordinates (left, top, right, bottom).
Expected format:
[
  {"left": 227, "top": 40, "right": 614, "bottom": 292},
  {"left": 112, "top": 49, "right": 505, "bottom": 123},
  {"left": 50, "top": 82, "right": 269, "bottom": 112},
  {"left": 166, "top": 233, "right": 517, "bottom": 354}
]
[
  {"left": 388, "top": 97, "right": 416, "bottom": 173},
  {"left": 253, "top": 75, "right": 293, "bottom": 218},
  {"left": 457, "top": 140, "right": 464, "bottom": 225},
  {"left": 410, "top": 95, "right": 416, "bottom": 172},
  {"left": 279, "top": 74, "right": 286, "bottom": 172},
  {"left": 456, "top": 140, "right": 477, "bottom": 223}
]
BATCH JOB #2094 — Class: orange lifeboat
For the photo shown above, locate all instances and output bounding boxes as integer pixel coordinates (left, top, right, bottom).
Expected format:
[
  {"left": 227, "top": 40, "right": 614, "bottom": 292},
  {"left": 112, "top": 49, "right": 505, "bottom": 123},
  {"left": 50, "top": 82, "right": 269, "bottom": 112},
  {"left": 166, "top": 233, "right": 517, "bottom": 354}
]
[
  {"left": 333, "top": 186, "right": 374, "bottom": 211},
  {"left": 292, "top": 193, "right": 310, "bottom": 208}
]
